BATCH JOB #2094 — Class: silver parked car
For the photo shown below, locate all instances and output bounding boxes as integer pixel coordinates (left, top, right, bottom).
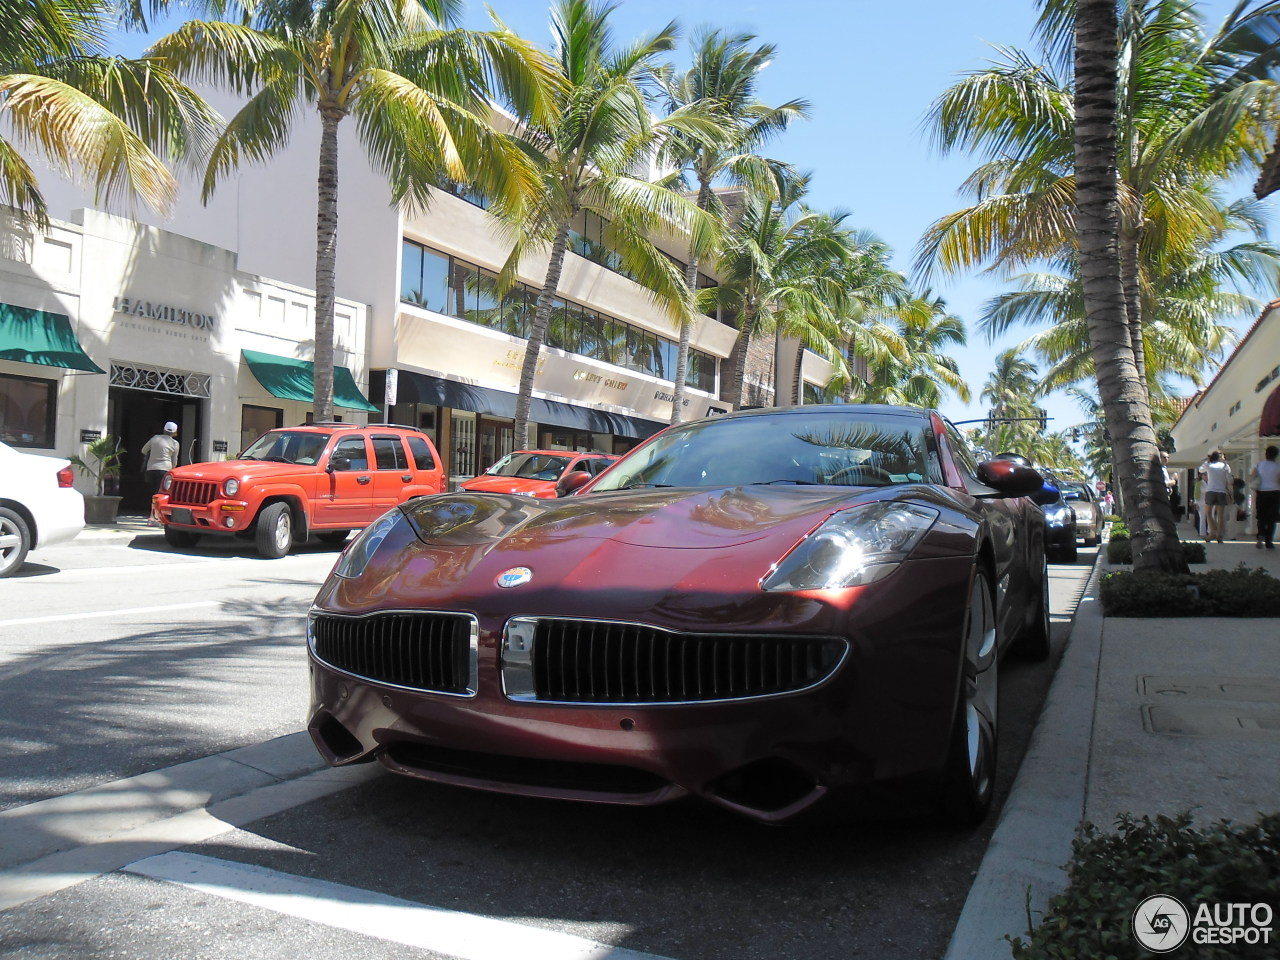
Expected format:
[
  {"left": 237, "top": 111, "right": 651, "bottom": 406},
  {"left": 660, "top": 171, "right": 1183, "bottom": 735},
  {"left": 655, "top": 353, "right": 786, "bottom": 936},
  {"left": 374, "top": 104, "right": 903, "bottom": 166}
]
[{"left": 1059, "top": 481, "right": 1101, "bottom": 546}]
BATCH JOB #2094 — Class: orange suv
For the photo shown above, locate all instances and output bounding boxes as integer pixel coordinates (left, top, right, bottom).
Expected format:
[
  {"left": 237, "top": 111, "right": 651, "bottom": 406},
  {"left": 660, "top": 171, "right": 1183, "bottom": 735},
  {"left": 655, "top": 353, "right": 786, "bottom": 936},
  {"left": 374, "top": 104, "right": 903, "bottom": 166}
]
[{"left": 157, "top": 423, "right": 445, "bottom": 558}]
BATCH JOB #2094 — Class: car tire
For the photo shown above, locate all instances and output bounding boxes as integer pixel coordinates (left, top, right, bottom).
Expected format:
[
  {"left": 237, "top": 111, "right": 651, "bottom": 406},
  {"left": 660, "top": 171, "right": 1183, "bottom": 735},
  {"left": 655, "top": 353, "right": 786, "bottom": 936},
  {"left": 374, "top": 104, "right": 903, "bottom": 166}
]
[
  {"left": 163, "top": 527, "right": 201, "bottom": 548},
  {"left": 940, "top": 567, "right": 998, "bottom": 826},
  {"left": 1061, "top": 538, "right": 1078, "bottom": 563},
  {"left": 256, "top": 502, "right": 293, "bottom": 559},
  {"left": 1085, "top": 533, "right": 1100, "bottom": 547},
  {"left": 317, "top": 530, "right": 350, "bottom": 545},
  {"left": 1015, "top": 554, "right": 1052, "bottom": 662},
  {"left": 0, "top": 507, "right": 32, "bottom": 578}
]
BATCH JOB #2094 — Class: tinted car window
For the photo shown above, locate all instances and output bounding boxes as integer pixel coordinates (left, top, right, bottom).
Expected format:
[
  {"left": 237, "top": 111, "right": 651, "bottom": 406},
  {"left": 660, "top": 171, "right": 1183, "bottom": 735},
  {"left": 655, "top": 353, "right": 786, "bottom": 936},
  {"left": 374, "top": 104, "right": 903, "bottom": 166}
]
[
  {"left": 592, "top": 412, "right": 933, "bottom": 490},
  {"left": 330, "top": 436, "right": 369, "bottom": 471},
  {"left": 241, "top": 430, "right": 328, "bottom": 465},
  {"left": 372, "top": 435, "right": 408, "bottom": 470},
  {"left": 488, "top": 453, "right": 573, "bottom": 480},
  {"left": 406, "top": 435, "right": 436, "bottom": 470}
]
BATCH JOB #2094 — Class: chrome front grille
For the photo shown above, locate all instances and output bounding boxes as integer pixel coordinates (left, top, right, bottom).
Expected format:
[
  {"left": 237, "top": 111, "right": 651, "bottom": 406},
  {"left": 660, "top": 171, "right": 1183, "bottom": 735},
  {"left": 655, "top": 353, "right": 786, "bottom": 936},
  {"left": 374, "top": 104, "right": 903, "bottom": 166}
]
[
  {"left": 310, "top": 611, "right": 477, "bottom": 696},
  {"left": 502, "top": 617, "right": 846, "bottom": 704},
  {"left": 169, "top": 480, "right": 219, "bottom": 505}
]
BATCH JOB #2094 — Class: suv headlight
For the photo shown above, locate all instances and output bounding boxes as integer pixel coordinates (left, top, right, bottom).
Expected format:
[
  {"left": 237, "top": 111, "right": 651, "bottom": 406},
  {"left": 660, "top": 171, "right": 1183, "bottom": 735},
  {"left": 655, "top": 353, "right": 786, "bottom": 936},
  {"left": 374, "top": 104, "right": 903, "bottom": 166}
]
[
  {"left": 162, "top": 474, "right": 173, "bottom": 491},
  {"left": 334, "top": 509, "right": 402, "bottom": 579},
  {"left": 1043, "top": 503, "right": 1072, "bottom": 527},
  {"left": 761, "top": 501, "right": 939, "bottom": 591},
  {"left": 223, "top": 478, "right": 239, "bottom": 497}
]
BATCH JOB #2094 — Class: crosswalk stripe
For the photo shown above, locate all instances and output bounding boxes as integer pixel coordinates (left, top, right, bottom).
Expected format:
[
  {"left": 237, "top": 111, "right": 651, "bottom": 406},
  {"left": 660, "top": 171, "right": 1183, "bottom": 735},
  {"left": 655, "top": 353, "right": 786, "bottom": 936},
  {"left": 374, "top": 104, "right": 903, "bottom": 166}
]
[{"left": 126, "top": 851, "right": 672, "bottom": 960}]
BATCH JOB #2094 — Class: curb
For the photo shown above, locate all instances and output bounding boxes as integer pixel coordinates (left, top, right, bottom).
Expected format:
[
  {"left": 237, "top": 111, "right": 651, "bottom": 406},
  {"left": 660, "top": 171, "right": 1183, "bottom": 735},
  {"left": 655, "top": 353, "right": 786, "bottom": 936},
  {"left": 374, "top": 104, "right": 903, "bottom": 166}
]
[{"left": 944, "top": 551, "right": 1107, "bottom": 959}]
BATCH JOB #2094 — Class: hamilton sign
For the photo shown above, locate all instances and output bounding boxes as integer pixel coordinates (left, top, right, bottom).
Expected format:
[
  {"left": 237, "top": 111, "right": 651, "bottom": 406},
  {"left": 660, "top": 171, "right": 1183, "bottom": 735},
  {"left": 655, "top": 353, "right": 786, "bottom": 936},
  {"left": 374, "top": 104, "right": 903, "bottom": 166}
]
[{"left": 113, "top": 296, "right": 216, "bottom": 332}]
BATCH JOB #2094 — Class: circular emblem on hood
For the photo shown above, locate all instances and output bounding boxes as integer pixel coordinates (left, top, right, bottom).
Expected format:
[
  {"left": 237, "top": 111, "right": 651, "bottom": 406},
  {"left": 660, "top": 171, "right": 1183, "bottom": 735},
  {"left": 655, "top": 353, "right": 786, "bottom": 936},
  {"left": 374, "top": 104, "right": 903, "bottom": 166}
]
[{"left": 496, "top": 566, "right": 533, "bottom": 588}]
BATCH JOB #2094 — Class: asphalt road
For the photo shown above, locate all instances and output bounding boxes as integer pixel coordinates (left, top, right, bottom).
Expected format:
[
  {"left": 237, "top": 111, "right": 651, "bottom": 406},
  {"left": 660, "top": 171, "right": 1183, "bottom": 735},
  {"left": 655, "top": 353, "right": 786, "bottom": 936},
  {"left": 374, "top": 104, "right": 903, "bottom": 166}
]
[{"left": 0, "top": 534, "right": 1095, "bottom": 960}]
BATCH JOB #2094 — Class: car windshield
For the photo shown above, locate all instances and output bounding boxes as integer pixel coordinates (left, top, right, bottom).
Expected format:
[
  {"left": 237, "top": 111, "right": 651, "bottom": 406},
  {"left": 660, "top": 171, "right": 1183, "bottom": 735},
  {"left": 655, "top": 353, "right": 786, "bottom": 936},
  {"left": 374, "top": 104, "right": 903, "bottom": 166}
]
[
  {"left": 486, "top": 452, "right": 573, "bottom": 480},
  {"left": 1059, "top": 483, "right": 1092, "bottom": 501},
  {"left": 590, "top": 411, "right": 941, "bottom": 491},
  {"left": 240, "top": 431, "right": 330, "bottom": 465}
]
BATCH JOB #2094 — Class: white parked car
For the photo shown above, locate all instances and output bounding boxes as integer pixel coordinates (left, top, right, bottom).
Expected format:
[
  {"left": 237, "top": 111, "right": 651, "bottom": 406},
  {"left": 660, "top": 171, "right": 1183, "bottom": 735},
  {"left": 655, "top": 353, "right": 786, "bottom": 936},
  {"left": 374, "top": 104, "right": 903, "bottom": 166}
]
[{"left": 0, "top": 441, "right": 86, "bottom": 577}]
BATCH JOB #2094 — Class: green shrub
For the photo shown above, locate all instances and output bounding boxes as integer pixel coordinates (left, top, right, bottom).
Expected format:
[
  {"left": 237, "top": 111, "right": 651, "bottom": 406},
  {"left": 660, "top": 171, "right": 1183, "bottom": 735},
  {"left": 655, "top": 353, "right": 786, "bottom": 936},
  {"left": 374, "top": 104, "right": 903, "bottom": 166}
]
[
  {"left": 1101, "top": 564, "right": 1280, "bottom": 616},
  {"left": 1009, "top": 812, "right": 1280, "bottom": 959},
  {"left": 1106, "top": 538, "right": 1204, "bottom": 565},
  {"left": 1109, "top": 522, "right": 1130, "bottom": 540}
]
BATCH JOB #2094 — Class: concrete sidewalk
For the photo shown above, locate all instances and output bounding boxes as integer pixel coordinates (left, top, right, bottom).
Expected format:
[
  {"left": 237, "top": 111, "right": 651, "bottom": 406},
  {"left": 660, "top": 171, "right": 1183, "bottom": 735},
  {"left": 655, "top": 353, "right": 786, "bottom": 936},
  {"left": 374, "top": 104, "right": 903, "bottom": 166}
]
[{"left": 946, "top": 528, "right": 1280, "bottom": 958}]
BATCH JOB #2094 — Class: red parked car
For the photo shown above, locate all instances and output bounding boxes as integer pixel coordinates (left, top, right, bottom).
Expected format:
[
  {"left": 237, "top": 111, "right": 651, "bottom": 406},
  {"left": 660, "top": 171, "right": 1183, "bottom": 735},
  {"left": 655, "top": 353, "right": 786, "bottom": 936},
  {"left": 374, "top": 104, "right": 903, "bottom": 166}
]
[
  {"left": 157, "top": 423, "right": 445, "bottom": 558},
  {"left": 307, "top": 405, "right": 1051, "bottom": 825},
  {"left": 459, "top": 450, "right": 617, "bottom": 498}
]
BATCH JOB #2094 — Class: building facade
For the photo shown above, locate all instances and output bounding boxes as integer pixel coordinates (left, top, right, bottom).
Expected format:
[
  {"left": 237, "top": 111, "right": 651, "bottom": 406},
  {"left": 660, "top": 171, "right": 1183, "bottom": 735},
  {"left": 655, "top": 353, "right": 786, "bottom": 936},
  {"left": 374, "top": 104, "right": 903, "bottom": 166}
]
[
  {"left": 1169, "top": 298, "right": 1280, "bottom": 498},
  {"left": 0, "top": 208, "right": 372, "bottom": 511}
]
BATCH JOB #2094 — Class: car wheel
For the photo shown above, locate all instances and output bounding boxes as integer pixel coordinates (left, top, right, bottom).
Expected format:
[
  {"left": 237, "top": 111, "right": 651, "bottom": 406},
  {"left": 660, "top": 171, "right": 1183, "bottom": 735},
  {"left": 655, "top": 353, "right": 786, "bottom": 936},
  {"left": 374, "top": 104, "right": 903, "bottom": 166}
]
[
  {"left": 317, "top": 530, "right": 350, "bottom": 545},
  {"left": 940, "top": 567, "right": 998, "bottom": 826},
  {"left": 1085, "top": 532, "right": 1100, "bottom": 547},
  {"left": 1016, "top": 554, "right": 1052, "bottom": 661},
  {"left": 256, "top": 502, "right": 293, "bottom": 559},
  {"left": 163, "top": 527, "right": 200, "bottom": 548},
  {"left": 0, "top": 507, "right": 32, "bottom": 578},
  {"left": 1061, "top": 538, "right": 1078, "bottom": 563}
]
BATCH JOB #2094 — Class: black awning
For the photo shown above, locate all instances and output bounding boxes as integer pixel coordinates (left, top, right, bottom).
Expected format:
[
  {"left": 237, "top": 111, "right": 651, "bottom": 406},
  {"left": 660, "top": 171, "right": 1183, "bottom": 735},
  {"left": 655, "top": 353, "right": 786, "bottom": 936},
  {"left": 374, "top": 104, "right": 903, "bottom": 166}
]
[{"left": 397, "top": 371, "right": 664, "bottom": 439}]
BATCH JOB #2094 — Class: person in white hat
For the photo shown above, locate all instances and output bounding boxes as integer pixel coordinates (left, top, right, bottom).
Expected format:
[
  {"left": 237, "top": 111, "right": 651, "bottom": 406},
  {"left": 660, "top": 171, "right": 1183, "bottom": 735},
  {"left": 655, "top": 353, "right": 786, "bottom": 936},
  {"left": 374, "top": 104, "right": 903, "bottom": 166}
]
[{"left": 141, "top": 421, "right": 180, "bottom": 495}]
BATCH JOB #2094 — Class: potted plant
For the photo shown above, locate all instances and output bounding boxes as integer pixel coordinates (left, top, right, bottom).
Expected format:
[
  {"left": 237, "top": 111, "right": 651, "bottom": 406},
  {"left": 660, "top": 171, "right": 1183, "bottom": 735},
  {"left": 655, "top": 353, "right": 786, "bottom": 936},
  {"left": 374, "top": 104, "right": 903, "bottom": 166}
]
[{"left": 71, "top": 435, "right": 126, "bottom": 524}]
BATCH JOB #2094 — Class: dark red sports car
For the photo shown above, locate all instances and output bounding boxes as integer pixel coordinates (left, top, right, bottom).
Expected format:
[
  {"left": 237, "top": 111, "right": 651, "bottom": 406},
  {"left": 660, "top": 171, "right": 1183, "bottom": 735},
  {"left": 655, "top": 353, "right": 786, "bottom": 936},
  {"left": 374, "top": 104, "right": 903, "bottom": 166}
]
[{"left": 307, "top": 405, "right": 1050, "bottom": 824}]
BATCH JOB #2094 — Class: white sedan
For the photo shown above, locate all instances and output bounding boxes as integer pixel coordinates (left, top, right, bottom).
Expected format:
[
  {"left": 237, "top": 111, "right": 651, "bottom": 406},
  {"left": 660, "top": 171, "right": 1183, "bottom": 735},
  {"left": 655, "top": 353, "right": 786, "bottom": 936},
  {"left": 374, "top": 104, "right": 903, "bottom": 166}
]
[{"left": 0, "top": 441, "right": 85, "bottom": 577}]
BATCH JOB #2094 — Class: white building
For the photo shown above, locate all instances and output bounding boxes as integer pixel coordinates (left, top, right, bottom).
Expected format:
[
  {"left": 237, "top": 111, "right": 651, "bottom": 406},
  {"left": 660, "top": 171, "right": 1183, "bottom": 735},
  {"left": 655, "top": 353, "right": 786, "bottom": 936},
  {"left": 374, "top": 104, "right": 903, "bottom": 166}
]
[
  {"left": 1168, "top": 298, "right": 1280, "bottom": 496},
  {"left": 7, "top": 100, "right": 742, "bottom": 494}
]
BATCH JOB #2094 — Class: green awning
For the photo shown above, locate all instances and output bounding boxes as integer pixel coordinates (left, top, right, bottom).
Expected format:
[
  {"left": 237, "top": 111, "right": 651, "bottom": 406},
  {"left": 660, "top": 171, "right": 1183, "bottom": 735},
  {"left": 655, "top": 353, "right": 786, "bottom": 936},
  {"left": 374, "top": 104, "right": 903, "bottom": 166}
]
[
  {"left": 243, "top": 349, "right": 380, "bottom": 412},
  {"left": 0, "top": 303, "right": 105, "bottom": 373}
]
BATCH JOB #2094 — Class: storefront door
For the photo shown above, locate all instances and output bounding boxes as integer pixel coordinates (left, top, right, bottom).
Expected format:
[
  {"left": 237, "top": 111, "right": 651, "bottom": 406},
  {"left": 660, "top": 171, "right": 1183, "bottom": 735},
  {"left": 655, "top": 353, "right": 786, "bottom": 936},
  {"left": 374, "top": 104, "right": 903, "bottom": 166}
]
[{"left": 108, "top": 385, "right": 205, "bottom": 514}]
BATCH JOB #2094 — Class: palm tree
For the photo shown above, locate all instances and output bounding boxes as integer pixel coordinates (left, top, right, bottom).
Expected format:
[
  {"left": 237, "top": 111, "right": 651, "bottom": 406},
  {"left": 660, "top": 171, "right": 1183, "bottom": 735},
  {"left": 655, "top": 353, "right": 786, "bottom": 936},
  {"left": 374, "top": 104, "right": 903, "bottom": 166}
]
[
  {"left": 1, "top": 0, "right": 217, "bottom": 227},
  {"left": 1071, "top": 0, "right": 1184, "bottom": 571},
  {"left": 653, "top": 28, "right": 808, "bottom": 422},
  {"left": 489, "top": 0, "right": 718, "bottom": 448},
  {"left": 149, "top": 0, "right": 558, "bottom": 422},
  {"left": 710, "top": 173, "right": 856, "bottom": 408},
  {"left": 848, "top": 290, "right": 972, "bottom": 409}
]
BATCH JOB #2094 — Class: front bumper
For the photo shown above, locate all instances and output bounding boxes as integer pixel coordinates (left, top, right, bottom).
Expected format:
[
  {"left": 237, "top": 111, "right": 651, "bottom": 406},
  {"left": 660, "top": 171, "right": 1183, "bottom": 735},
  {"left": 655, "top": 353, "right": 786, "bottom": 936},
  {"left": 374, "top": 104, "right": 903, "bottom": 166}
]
[
  {"left": 306, "top": 555, "right": 975, "bottom": 822},
  {"left": 156, "top": 494, "right": 252, "bottom": 534}
]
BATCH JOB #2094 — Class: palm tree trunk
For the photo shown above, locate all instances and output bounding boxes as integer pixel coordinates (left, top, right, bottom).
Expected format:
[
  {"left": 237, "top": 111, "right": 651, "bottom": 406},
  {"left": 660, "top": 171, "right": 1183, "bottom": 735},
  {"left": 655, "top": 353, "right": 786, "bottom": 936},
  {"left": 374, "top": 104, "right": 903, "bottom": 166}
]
[
  {"left": 730, "top": 303, "right": 756, "bottom": 409},
  {"left": 313, "top": 104, "right": 341, "bottom": 424},
  {"left": 672, "top": 179, "right": 713, "bottom": 424},
  {"left": 1120, "top": 221, "right": 1147, "bottom": 391},
  {"left": 1075, "top": 0, "right": 1185, "bottom": 574},
  {"left": 514, "top": 221, "right": 571, "bottom": 449}
]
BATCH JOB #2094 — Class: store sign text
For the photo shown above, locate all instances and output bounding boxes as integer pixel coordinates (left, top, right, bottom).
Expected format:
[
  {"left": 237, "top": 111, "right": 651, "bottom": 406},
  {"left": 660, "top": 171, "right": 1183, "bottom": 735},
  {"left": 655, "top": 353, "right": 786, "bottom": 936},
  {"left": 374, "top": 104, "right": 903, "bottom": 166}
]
[
  {"left": 573, "top": 369, "right": 630, "bottom": 392},
  {"left": 113, "top": 296, "right": 216, "bottom": 332}
]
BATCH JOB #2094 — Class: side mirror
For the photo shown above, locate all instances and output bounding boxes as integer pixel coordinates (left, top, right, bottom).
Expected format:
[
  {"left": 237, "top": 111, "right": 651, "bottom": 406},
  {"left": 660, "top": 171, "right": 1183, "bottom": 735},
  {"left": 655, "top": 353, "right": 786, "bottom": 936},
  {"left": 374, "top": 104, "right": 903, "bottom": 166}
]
[
  {"left": 327, "top": 456, "right": 351, "bottom": 473},
  {"left": 556, "top": 470, "right": 592, "bottom": 497},
  {"left": 975, "top": 459, "right": 1047, "bottom": 499}
]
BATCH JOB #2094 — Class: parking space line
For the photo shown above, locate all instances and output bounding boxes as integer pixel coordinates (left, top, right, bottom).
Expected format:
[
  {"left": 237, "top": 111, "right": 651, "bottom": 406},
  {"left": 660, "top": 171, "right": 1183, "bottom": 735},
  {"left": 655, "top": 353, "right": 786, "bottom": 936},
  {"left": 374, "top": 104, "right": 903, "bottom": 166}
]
[
  {"left": 0, "top": 601, "right": 219, "bottom": 628},
  {"left": 126, "top": 851, "right": 672, "bottom": 960}
]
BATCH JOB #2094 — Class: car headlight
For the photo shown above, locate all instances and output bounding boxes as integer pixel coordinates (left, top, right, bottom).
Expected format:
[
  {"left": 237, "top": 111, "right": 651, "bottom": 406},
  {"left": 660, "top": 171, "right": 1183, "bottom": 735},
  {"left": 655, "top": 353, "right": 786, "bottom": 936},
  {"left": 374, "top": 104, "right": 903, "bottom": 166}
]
[
  {"left": 1043, "top": 504, "right": 1072, "bottom": 527},
  {"left": 333, "top": 509, "right": 402, "bottom": 580},
  {"left": 223, "top": 478, "right": 239, "bottom": 497},
  {"left": 761, "top": 501, "right": 939, "bottom": 591},
  {"left": 162, "top": 474, "right": 173, "bottom": 491}
]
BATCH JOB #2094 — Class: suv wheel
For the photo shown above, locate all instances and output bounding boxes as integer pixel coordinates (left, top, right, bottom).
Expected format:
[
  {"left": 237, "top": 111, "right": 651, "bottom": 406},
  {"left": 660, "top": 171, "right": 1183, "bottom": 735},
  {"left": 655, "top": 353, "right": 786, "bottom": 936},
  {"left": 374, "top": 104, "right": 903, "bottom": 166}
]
[
  {"left": 0, "top": 507, "right": 32, "bottom": 578},
  {"left": 256, "top": 502, "right": 293, "bottom": 559}
]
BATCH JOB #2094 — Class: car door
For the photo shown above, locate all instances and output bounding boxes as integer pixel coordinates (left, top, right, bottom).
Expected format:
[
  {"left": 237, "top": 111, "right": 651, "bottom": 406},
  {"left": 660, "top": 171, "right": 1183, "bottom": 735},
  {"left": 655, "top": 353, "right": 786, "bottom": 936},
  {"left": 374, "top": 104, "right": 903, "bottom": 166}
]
[
  {"left": 370, "top": 434, "right": 416, "bottom": 515},
  {"left": 318, "top": 434, "right": 374, "bottom": 525}
]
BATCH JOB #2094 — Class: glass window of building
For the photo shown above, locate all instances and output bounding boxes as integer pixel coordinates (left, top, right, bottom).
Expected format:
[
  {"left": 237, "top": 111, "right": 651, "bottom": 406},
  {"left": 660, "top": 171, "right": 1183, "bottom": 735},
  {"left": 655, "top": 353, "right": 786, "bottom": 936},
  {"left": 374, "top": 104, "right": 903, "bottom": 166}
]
[
  {"left": 0, "top": 373, "right": 56, "bottom": 447},
  {"left": 240, "top": 405, "right": 283, "bottom": 455}
]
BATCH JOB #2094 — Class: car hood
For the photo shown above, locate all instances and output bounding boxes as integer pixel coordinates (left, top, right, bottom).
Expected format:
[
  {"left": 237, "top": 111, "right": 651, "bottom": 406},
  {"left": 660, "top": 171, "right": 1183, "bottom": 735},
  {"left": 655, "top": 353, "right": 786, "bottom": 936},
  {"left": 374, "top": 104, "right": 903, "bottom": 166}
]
[
  {"left": 404, "top": 486, "right": 868, "bottom": 549},
  {"left": 321, "top": 485, "right": 891, "bottom": 612},
  {"left": 167, "top": 459, "right": 310, "bottom": 482},
  {"left": 459, "top": 475, "right": 556, "bottom": 497}
]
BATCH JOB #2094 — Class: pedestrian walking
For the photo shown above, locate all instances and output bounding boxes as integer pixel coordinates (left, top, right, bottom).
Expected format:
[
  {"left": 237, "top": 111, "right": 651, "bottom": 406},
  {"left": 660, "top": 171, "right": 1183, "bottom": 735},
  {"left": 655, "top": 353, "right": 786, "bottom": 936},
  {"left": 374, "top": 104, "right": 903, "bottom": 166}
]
[
  {"left": 1249, "top": 445, "right": 1280, "bottom": 550},
  {"left": 1197, "top": 450, "right": 1233, "bottom": 543},
  {"left": 140, "top": 422, "right": 180, "bottom": 525}
]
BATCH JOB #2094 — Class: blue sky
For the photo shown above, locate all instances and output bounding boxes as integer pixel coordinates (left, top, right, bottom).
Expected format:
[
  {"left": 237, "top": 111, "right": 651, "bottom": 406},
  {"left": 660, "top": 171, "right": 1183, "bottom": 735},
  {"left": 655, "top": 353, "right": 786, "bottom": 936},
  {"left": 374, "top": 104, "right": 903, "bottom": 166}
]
[{"left": 115, "top": 0, "right": 1270, "bottom": 434}]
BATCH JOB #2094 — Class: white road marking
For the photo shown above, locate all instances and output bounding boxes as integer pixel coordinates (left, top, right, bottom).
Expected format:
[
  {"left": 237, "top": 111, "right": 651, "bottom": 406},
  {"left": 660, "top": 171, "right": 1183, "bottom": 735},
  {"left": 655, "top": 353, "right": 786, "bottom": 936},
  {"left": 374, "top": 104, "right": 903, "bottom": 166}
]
[
  {"left": 126, "top": 852, "right": 671, "bottom": 960},
  {"left": 0, "top": 601, "right": 219, "bottom": 628}
]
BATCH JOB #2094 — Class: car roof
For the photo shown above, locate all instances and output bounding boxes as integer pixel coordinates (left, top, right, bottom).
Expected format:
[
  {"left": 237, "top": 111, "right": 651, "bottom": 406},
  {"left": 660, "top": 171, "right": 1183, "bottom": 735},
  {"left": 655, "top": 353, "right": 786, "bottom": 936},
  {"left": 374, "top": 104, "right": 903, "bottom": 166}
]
[
  {"left": 687, "top": 403, "right": 934, "bottom": 426},
  {"left": 507, "top": 449, "right": 612, "bottom": 457},
  {"left": 275, "top": 423, "right": 428, "bottom": 435}
]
